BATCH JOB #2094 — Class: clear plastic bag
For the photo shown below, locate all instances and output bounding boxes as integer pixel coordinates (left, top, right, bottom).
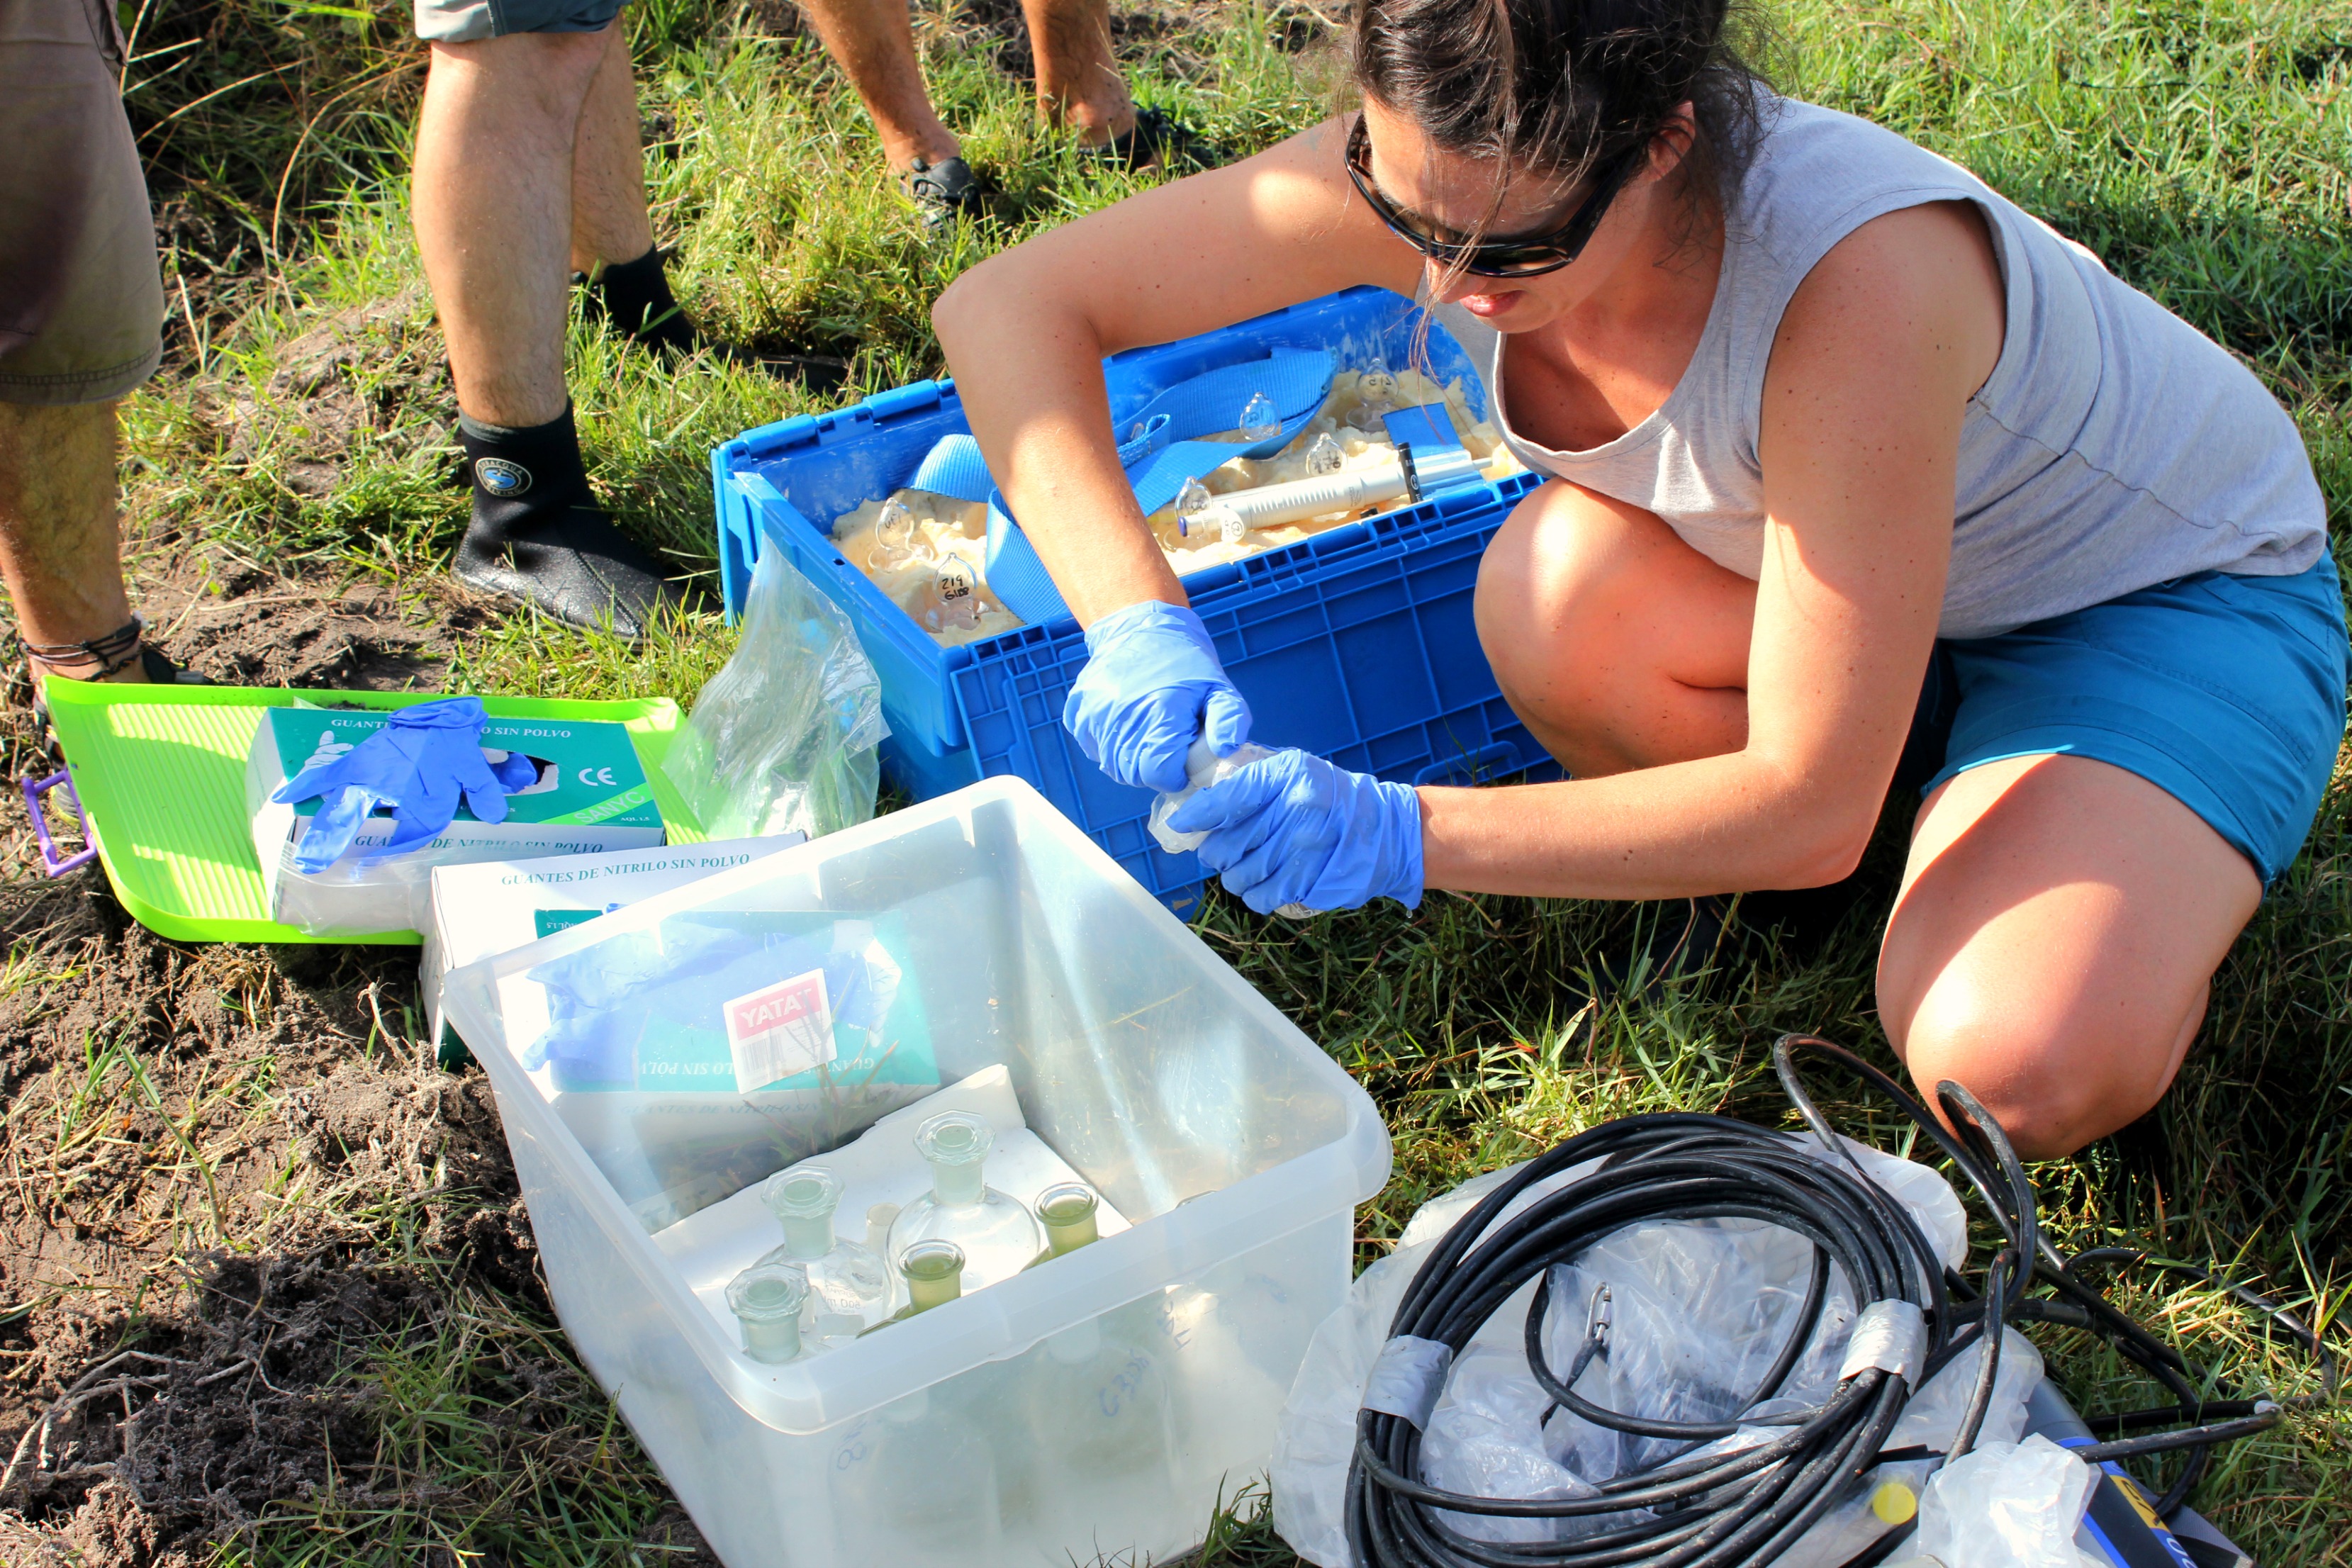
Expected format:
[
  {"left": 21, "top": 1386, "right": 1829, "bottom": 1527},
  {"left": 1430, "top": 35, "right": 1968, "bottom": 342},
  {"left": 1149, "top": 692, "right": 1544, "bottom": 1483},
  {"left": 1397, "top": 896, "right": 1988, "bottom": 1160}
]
[
  {"left": 1149, "top": 739, "right": 1277, "bottom": 853},
  {"left": 1270, "top": 1136, "right": 2027, "bottom": 1568},
  {"left": 663, "top": 549, "right": 889, "bottom": 841},
  {"left": 1910, "top": 1435, "right": 2098, "bottom": 1568}
]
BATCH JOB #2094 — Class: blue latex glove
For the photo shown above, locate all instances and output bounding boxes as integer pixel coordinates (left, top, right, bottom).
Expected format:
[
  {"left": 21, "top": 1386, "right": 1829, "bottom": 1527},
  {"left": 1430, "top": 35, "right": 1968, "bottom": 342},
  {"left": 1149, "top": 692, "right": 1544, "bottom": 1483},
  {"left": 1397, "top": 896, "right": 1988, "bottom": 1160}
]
[
  {"left": 1063, "top": 600, "right": 1251, "bottom": 793},
  {"left": 272, "top": 697, "right": 538, "bottom": 871},
  {"left": 1165, "top": 749, "right": 1425, "bottom": 914}
]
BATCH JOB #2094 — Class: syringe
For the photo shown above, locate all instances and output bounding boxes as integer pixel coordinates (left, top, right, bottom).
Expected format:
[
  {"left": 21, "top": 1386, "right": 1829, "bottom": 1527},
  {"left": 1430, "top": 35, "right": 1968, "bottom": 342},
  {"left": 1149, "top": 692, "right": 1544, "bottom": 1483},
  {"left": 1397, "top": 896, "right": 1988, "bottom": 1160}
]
[{"left": 1206, "top": 442, "right": 1484, "bottom": 532}]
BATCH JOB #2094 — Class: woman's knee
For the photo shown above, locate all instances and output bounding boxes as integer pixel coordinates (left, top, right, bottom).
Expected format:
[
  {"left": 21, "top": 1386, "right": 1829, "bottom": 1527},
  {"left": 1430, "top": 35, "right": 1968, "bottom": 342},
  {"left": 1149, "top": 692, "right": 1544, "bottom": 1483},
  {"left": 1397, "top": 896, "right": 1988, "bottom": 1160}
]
[
  {"left": 1890, "top": 971, "right": 2195, "bottom": 1160},
  {"left": 1472, "top": 480, "right": 1749, "bottom": 722}
]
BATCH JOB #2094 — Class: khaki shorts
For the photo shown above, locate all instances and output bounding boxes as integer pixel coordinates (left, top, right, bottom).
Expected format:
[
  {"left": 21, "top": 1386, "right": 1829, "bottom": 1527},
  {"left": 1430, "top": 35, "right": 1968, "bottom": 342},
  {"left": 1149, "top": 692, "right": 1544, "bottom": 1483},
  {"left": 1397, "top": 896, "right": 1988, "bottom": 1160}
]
[
  {"left": 414, "top": 0, "right": 621, "bottom": 45},
  {"left": 0, "top": 0, "right": 164, "bottom": 405}
]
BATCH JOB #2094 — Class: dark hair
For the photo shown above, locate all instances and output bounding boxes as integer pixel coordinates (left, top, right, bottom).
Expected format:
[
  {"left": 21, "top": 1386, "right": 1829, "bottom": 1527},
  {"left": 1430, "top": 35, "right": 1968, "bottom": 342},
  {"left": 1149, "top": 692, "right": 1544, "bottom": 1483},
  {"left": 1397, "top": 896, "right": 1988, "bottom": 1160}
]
[{"left": 1351, "top": 0, "right": 1774, "bottom": 213}]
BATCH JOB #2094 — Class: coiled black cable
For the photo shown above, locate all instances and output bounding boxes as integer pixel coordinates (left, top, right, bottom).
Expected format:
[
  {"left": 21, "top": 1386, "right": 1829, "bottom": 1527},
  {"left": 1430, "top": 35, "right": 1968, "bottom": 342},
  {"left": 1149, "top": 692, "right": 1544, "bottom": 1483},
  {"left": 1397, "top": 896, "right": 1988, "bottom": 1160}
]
[{"left": 1342, "top": 1033, "right": 2334, "bottom": 1568}]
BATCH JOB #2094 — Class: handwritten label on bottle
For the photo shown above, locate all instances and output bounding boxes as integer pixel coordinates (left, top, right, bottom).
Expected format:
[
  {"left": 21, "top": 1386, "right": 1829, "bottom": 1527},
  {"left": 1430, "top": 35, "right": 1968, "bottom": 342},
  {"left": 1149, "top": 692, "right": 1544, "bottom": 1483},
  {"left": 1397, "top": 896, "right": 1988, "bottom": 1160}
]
[{"left": 722, "top": 967, "right": 836, "bottom": 1092}]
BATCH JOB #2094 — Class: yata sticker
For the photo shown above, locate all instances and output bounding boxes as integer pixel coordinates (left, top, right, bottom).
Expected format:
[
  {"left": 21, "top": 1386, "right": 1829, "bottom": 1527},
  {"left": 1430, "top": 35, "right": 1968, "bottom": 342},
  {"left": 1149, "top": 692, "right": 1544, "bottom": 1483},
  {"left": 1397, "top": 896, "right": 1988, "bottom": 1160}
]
[{"left": 722, "top": 968, "right": 835, "bottom": 1092}]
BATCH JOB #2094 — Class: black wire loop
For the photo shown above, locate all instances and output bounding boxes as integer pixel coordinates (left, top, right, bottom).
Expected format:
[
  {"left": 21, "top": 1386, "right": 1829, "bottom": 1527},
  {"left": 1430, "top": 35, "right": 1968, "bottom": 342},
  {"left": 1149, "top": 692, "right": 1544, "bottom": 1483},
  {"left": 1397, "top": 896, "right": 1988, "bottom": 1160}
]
[{"left": 1338, "top": 1033, "right": 2337, "bottom": 1568}]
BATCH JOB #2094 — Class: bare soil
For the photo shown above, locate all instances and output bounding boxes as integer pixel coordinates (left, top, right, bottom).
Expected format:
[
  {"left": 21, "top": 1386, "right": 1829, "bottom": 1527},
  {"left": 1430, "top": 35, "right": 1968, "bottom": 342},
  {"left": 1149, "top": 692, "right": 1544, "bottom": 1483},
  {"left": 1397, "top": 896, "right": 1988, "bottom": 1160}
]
[{"left": 0, "top": 544, "right": 710, "bottom": 1564}]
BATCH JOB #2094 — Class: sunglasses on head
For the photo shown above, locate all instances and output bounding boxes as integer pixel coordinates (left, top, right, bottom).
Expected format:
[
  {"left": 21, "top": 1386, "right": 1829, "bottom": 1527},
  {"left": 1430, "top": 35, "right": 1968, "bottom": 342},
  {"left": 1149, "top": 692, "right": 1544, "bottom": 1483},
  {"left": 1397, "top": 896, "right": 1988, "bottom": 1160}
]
[{"left": 1345, "top": 116, "right": 1646, "bottom": 279}]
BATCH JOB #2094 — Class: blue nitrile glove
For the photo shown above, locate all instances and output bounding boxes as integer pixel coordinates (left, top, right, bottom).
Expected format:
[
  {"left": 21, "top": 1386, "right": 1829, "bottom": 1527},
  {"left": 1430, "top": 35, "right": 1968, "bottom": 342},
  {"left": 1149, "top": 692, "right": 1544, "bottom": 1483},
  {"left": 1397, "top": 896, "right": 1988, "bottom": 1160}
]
[
  {"left": 1063, "top": 600, "right": 1251, "bottom": 793},
  {"left": 272, "top": 697, "right": 539, "bottom": 871},
  {"left": 1165, "top": 749, "right": 1425, "bottom": 914}
]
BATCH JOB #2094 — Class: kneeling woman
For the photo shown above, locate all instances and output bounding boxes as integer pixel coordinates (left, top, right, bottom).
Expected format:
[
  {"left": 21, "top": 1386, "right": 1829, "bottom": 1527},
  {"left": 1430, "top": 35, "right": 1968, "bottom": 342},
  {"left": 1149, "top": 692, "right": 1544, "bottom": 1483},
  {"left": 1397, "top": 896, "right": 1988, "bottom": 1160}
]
[{"left": 931, "top": 0, "right": 2345, "bottom": 1158}]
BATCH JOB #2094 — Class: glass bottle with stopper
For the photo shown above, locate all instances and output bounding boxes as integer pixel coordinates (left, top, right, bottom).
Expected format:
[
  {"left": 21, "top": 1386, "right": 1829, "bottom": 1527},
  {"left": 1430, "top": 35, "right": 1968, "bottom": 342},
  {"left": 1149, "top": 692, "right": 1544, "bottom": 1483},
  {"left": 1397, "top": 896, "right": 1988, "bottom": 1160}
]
[
  {"left": 868, "top": 496, "right": 934, "bottom": 571},
  {"left": 725, "top": 1262, "right": 811, "bottom": 1364},
  {"left": 1238, "top": 391, "right": 1281, "bottom": 443},
  {"left": 756, "top": 1165, "right": 892, "bottom": 1340},
  {"left": 886, "top": 1111, "right": 1043, "bottom": 1292},
  {"left": 1019, "top": 1311, "right": 1176, "bottom": 1542},
  {"left": 1174, "top": 476, "right": 1213, "bottom": 538},
  {"left": 859, "top": 1238, "right": 968, "bottom": 1333},
  {"left": 1349, "top": 357, "right": 1401, "bottom": 434},
  {"left": 1025, "top": 1181, "right": 1100, "bottom": 1268},
  {"left": 921, "top": 559, "right": 981, "bottom": 633},
  {"left": 831, "top": 1248, "right": 1004, "bottom": 1556}
]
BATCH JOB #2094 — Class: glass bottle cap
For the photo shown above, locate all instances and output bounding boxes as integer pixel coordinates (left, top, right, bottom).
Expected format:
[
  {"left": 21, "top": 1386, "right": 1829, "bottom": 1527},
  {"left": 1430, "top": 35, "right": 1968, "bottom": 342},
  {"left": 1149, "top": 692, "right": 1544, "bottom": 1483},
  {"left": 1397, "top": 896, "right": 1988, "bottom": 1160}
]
[
  {"left": 761, "top": 1165, "right": 841, "bottom": 1221},
  {"left": 1036, "top": 1182, "right": 1098, "bottom": 1230},
  {"left": 914, "top": 1109, "right": 994, "bottom": 1167},
  {"left": 900, "top": 1238, "right": 966, "bottom": 1283},
  {"left": 726, "top": 1263, "right": 810, "bottom": 1323}
]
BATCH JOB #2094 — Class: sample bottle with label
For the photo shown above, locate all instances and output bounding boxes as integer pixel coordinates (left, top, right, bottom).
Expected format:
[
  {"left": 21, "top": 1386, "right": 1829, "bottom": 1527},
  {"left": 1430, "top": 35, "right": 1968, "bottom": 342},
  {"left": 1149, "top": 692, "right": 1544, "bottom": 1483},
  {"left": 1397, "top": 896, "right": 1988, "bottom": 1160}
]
[
  {"left": 886, "top": 1111, "right": 1043, "bottom": 1294},
  {"left": 756, "top": 1165, "right": 892, "bottom": 1340},
  {"left": 921, "top": 558, "right": 982, "bottom": 634},
  {"left": 1238, "top": 391, "right": 1281, "bottom": 442},
  {"left": 1019, "top": 1316, "right": 1177, "bottom": 1550},
  {"left": 829, "top": 1376, "right": 1006, "bottom": 1559}
]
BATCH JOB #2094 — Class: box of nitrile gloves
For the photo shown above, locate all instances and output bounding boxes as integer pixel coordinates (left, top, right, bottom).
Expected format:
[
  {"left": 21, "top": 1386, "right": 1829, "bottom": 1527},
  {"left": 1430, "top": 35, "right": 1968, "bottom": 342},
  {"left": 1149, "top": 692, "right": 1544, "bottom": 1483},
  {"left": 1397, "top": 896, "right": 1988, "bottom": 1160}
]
[{"left": 245, "top": 706, "right": 666, "bottom": 936}]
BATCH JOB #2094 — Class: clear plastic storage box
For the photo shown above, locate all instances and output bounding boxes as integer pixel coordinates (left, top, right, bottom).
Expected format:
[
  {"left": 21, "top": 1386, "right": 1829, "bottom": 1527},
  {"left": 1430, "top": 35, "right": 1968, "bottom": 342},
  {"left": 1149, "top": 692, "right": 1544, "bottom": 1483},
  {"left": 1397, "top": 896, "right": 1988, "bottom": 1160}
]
[{"left": 441, "top": 778, "right": 1391, "bottom": 1568}]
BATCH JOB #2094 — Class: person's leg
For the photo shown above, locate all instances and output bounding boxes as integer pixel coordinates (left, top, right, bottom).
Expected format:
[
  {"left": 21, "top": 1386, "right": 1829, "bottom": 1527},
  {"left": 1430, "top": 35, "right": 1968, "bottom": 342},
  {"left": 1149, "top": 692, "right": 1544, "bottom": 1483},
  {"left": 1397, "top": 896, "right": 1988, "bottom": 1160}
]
[
  {"left": 1473, "top": 477, "right": 1756, "bottom": 776},
  {"left": 0, "top": 401, "right": 141, "bottom": 683},
  {"left": 413, "top": 30, "right": 610, "bottom": 429},
  {"left": 411, "top": 23, "right": 685, "bottom": 638},
  {"left": 1018, "top": 0, "right": 1134, "bottom": 146},
  {"left": 567, "top": 20, "right": 654, "bottom": 277},
  {"left": 1876, "top": 756, "right": 2261, "bottom": 1160},
  {"left": 797, "top": 0, "right": 960, "bottom": 172},
  {"left": 564, "top": 21, "right": 705, "bottom": 352},
  {"left": 1472, "top": 477, "right": 1766, "bottom": 986},
  {"left": 0, "top": 0, "right": 182, "bottom": 687}
]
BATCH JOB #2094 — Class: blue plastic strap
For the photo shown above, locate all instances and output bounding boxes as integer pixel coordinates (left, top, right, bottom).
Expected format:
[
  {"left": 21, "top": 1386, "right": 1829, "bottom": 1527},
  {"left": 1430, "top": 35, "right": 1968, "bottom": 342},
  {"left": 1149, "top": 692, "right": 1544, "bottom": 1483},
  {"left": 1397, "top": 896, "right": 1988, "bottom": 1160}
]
[
  {"left": 893, "top": 349, "right": 1341, "bottom": 626},
  {"left": 907, "top": 434, "right": 995, "bottom": 504},
  {"left": 1382, "top": 403, "right": 1464, "bottom": 453},
  {"left": 985, "top": 348, "right": 1337, "bottom": 622}
]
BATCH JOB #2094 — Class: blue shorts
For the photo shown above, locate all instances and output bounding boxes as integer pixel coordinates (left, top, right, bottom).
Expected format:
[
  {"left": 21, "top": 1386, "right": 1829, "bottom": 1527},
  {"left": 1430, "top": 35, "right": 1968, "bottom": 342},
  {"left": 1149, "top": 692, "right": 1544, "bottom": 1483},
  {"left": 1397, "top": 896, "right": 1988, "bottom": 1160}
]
[{"left": 1899, "top": 554, "right": 2349, "bottom": 887}]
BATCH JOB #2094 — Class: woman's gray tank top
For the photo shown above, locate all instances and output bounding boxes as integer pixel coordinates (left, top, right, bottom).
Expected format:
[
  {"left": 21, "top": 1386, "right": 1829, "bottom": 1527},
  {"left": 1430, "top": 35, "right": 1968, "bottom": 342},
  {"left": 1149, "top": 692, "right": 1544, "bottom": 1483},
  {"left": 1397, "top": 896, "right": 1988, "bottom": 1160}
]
[{"left": 1428, "top": 95, "right": 2326, "bottom": 641}]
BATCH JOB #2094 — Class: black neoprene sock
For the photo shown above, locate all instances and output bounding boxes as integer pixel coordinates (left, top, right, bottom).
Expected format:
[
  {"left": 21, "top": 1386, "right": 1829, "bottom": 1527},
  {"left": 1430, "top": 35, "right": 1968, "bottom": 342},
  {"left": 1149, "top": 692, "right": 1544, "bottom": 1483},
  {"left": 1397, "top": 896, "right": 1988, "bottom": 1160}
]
[
  {"left": 454, "top": 403, "right": 681, "bottom": 640},
  {"left": 595, "top": 247, "right": 698, "bottom": 354},
  {"left": 458, "top": 404, "right": 593, "bottom": 537}
]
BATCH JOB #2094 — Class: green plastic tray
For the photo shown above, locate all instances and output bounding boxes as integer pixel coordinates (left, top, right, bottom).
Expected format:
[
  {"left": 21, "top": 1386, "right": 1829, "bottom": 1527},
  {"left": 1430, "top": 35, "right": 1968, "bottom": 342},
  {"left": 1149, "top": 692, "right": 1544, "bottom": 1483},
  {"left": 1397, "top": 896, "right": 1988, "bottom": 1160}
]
[{"left": 42, "top": 683, "right": 707, "bottom": 946}]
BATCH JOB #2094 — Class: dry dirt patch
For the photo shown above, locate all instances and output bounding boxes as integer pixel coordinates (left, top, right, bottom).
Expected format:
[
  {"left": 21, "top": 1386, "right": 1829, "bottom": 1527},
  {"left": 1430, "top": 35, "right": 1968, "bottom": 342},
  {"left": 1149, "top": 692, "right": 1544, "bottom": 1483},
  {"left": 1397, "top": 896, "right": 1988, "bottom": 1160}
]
[{"left": 0, "top": 559, "right": 711, "bottom": 1565}]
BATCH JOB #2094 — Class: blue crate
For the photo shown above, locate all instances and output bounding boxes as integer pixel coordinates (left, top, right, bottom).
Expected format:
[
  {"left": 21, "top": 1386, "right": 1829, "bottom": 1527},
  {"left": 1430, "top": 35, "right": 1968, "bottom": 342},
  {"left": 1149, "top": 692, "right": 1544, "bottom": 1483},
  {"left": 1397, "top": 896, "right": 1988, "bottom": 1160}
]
[{"left": 709, "top": 286, "right": 1559, "bottom": 914}]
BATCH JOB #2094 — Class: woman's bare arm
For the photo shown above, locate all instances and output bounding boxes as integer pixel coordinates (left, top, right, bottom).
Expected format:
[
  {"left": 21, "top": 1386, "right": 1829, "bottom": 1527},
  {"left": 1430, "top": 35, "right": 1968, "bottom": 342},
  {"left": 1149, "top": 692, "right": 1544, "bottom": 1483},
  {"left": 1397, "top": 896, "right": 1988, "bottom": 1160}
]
[
  {"left": 1418, "top": 201, "right": 2006, "bottom": 895},
  {"left": 931, "top": 121, "right": 1420, "bottom": 626}
]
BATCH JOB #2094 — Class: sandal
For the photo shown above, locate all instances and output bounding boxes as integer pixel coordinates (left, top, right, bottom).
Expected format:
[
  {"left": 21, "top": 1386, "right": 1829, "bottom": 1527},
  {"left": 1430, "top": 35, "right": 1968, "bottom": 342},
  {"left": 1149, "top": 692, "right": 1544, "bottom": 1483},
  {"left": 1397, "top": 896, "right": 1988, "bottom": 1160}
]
[
  {"left": 1085, "top": 107, "right": 1220, "bottom": 174},
  {"left": 905, "top": 156, "right": 987, "bottom": 228},
  {"left": 26, "top": 629, "right": 211, "bottom": 737}
]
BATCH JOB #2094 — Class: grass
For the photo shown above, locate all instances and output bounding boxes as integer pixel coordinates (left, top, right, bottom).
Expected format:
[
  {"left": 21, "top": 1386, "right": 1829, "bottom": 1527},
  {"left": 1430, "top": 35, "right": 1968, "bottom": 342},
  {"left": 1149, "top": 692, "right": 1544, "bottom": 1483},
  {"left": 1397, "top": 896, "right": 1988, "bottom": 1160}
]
[{"left": 13, "top": 0, "right": 2350, "bottom": 1562}]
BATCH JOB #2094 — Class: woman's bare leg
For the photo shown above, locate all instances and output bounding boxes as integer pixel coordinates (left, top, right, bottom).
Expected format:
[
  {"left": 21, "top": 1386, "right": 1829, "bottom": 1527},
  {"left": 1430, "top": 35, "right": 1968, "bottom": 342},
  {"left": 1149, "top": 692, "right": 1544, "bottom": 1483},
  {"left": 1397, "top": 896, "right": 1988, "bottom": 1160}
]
[
  {"left": 1473, "top": 476, "right": 2256, "bottom": 1158},
  {"left": 1473, "top": 477, "right": 1756, "bottom": 776},
  {"left": 1877, "top": 754, "right": 2260, "bottom": 1160}
]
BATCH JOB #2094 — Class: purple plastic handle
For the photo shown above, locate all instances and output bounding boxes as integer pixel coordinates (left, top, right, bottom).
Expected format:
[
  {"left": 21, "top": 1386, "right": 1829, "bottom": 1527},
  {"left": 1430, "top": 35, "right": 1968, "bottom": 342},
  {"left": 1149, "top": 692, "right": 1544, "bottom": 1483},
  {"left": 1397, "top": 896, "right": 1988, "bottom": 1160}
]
[{"left": 22, "top": 770, "right": 97, "bottom": 876}]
